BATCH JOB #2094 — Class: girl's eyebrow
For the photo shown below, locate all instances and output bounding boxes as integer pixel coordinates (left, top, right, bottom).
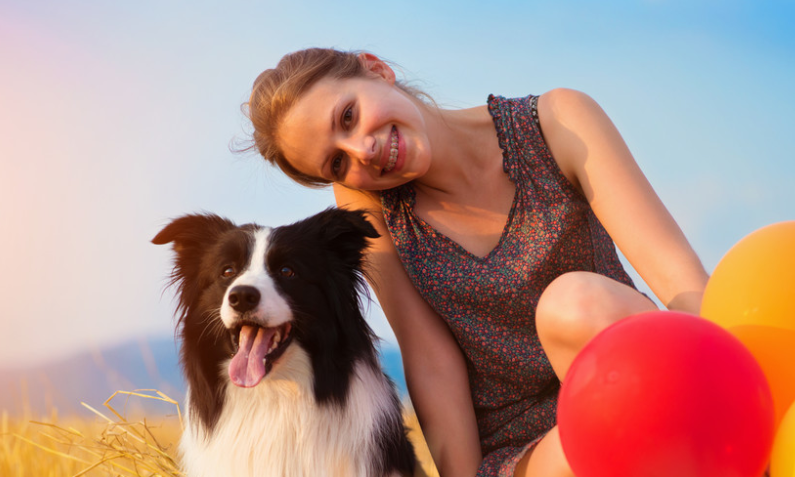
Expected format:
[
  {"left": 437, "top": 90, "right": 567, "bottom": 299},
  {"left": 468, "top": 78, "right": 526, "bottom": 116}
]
[
  {"left": 330, "top": 97, "right": 343, "bottom": 134},
  {"left": 330, "top": 102, "right": 337, "bottom": 134},
  {"left": 322, "top": 156, "right": 332, "bottom": 179},
  {"left": 318, "top": 148, "right": 330, "bottom": 179}
]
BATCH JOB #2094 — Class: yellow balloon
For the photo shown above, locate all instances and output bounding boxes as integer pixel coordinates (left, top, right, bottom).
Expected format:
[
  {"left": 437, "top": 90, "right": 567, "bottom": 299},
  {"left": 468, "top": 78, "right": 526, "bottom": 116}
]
[
  {"left": 729, "top": 326, "right": 795, "bottom": 427},
  {"left": 701, "top": 221, "right": 795, "bottom": 332},
  {"left": 772, "top": 402, "right": 795, "bottom": 477}
]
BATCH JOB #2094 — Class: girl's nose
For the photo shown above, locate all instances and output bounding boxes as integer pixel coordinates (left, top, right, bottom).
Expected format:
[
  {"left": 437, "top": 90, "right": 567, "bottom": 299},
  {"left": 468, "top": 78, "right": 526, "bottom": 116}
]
[{"left": 344, "top": 134, "right": 377, "bottom": 166}]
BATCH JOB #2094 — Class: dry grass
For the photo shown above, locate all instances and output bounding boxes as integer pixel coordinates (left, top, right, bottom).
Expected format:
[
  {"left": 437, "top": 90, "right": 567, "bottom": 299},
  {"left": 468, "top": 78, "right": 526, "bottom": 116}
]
[
  {"left": 2, "top": 390, "right": 439, "bottom": 477},
  {"left": 403, "top": 405, "right": 441, "bottom": 477},
  {"left": 2, "top": 389, "right": 184, "bottom": 477}
]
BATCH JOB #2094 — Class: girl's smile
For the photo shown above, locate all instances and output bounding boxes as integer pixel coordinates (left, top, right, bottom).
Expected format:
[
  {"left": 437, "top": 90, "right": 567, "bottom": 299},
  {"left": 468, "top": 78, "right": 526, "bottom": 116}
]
[
  {"left": 277, "top": 73, "right": 430, "bottom": 191},
  {"left": 382, "top": 125, "right": 404, "bottom": 175}
]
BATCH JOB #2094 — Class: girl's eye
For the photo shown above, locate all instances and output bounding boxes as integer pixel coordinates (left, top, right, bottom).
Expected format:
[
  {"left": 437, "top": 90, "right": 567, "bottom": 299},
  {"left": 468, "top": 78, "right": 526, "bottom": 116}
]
[
  {"left": 341, "top": 105, "right": 354, "bottom": 128},
  {"left": 331, "top": 154, "right": 343, "bottom": 178},
  {"left": 222, "top": 266, "right": 236, "bottom": 278},
  {"left": 279, "top": 266, "right": 295, "bottom": 278}
]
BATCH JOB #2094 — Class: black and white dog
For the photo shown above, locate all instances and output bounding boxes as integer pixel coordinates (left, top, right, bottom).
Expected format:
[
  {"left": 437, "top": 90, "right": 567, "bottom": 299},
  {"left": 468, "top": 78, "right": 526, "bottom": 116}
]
[{"left": 153, "top": 208, "right": 417, "bottom": 477}]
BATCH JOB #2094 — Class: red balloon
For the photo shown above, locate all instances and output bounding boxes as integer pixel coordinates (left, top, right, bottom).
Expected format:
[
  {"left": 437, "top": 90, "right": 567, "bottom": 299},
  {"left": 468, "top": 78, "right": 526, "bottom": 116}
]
[{"left": 557, "top": 311, "right": 775, "bottom": 477}]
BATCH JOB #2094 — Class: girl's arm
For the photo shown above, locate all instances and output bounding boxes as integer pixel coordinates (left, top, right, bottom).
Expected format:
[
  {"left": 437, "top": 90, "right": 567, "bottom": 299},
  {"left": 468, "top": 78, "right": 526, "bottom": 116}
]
[
  {"left": 537, "top": 88, "right": 709, "bottom": 313},
  {"left": 334, "top": 184, "right": 482, "bottom": 477}
]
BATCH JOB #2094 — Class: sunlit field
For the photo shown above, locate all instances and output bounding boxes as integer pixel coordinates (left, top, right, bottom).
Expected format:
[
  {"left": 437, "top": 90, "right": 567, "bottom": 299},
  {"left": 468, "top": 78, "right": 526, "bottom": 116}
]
[{"left": 1, "top": 390, "right": 439, "bottom": 477}]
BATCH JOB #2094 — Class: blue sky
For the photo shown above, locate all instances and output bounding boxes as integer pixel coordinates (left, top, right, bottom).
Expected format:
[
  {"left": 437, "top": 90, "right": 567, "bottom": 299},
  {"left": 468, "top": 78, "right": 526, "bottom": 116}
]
[{"left": 1, "top": 0, "right": 793, "bottom": 367}]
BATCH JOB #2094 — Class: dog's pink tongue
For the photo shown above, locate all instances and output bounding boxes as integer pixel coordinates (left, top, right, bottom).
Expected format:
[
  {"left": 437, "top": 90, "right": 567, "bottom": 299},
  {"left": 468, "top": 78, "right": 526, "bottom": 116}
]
[{"left": 229, "top": 325, "right": 271, "bottom": 388}]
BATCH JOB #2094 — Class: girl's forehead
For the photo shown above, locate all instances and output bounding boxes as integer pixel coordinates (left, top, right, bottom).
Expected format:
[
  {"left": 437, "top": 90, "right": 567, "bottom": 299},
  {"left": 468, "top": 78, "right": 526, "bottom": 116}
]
[
  {"left": 278, "top": 123, "right": 323, "bottom": 176},
  {"left": 280, "top": 79, "right": 341, "bottom": 141},
  {"left": 277, "top": 86, "right": 338, "bottom": 178},
  {"left": 301, "top": 76, "right": 353, "bottom": 102},
  {"left": 299, "top": 74, "right": 381, "bottom": 103},
  {"left": 284, "top": 78, "right": 346, "bottom": 127}
]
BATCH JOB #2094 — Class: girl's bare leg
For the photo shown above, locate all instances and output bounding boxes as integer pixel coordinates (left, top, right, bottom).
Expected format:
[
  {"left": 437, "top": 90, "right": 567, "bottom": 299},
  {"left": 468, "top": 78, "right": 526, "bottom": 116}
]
[{"left": 514, "top": 271, "right": 657, "bottom": 476}]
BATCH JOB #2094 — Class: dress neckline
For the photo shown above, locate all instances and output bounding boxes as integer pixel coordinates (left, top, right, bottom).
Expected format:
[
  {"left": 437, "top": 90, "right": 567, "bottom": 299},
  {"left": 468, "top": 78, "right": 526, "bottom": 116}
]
[
  {"left": 391, "top": 94, "right": 518, "bottom": 262},
  {"left": 403, "top": 182, "right": 519, "bottom": 262}
]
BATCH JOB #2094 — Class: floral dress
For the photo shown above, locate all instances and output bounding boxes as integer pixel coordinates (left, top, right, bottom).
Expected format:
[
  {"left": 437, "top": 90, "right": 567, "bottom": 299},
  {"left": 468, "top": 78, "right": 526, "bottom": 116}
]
[{"left": 380, "top": 94, "right": 637, "bottom": 476}]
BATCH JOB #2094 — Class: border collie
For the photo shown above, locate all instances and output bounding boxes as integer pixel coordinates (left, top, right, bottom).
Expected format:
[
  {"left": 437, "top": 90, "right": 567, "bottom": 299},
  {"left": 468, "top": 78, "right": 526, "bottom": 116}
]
[{"left": 153, "top": 208, "right": 417, "bottom": 477}]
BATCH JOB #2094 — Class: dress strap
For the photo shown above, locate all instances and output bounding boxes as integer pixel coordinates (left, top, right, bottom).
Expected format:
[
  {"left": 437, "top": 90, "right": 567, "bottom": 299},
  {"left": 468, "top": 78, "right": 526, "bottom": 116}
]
[{"left": 529, "top": 95, "right": 540, "bottom": 128}]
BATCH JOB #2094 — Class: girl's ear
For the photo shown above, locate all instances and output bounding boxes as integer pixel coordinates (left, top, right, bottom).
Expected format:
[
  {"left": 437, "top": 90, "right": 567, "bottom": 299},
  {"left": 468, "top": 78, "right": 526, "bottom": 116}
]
[{"left": 357, "top": 52, "right": 396, "bottom": 85}]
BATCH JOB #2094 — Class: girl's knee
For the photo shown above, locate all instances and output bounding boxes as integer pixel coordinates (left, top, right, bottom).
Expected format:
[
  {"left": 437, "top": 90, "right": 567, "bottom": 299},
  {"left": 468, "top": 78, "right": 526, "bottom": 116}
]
[
  {"left": 515, "top": 426, "right": 573, "bottom": 477},
  {"left": 537, "top": 272, "right": 601, "bottom": 348},
  {"left": 536, "top": 271, "right": 656, "bottom": 350}
]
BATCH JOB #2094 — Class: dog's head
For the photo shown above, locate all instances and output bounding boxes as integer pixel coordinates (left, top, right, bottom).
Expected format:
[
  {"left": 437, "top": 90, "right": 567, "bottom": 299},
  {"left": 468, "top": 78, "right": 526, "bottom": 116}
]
[{"left": 153, "top": 208, "right": 379, "bottom": 427}]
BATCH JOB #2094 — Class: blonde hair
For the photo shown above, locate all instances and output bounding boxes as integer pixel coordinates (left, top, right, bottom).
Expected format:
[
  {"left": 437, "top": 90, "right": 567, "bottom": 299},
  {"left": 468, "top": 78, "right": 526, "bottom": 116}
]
[{"left": 243, "top": 48, "right": 427, "bottom": 187}]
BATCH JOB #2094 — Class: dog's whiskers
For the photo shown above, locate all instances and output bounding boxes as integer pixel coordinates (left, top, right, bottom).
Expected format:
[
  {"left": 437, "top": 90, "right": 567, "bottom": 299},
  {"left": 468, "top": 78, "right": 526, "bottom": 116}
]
[{"left": 197, "top": 308, "right": 226, "bottom": 345}]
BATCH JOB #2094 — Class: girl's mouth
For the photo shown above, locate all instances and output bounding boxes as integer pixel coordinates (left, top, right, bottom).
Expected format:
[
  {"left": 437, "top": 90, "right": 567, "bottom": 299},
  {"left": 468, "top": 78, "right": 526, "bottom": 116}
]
[{"left": 384, "top": 126, "right": 399, "bottom": 173}]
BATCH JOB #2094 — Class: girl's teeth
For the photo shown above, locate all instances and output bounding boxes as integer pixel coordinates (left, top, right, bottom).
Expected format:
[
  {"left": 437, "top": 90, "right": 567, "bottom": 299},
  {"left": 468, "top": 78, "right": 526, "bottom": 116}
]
[{"left": 385, "top": 128, "right": 398, "bottom": 172}]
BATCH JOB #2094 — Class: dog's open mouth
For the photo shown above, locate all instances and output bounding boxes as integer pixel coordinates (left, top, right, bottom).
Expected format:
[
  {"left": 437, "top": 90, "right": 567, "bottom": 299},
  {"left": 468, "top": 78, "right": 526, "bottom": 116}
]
[{"left": 228, "top": 322, "right": 292, "bottom": 388}]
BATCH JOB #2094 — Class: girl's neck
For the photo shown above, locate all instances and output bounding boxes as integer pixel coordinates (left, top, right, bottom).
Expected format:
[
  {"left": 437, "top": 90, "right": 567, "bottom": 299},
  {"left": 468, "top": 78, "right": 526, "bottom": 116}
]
[{"left": 414, "top": 104, "right": 503, "bottom": 198}]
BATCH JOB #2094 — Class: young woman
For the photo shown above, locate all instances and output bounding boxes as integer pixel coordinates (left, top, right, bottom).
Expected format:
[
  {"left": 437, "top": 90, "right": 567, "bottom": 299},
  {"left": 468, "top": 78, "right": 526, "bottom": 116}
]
[{"left": 245, "top": 48, "right": 709, "bottom": 477}]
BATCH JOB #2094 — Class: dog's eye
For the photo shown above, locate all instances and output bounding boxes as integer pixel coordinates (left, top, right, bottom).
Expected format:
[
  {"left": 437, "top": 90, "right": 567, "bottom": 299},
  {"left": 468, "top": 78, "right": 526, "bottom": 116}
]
[
  {"left": 222, "top": 266, "right": 236, "bottom": 278},
  {"left": 279, "top": 266, "right": 295, "bottom": 278}
]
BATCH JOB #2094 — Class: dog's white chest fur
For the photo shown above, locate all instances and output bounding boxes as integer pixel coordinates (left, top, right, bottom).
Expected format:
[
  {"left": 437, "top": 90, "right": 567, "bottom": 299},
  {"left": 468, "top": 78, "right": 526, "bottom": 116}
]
[{"left": 180, "top": 345, "right": 399, "bottom": 477}]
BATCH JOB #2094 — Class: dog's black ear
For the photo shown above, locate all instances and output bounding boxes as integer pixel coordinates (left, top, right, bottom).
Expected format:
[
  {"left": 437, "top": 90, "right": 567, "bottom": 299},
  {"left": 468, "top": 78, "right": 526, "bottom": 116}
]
[
  {"left": 316, "top": 208, "right": 380, "bottom": 264},
  {"left": 322, "top": 207, "right": 379, "bottom": 239},
  {"left": 152, "top": 213, "right": 236, "bottom": 251}
]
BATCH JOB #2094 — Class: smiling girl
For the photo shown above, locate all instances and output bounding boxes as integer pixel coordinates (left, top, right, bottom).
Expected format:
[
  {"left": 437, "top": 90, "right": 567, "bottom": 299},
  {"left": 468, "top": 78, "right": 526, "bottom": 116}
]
[{"left": 244, "top": 48, "right": 709, "bottom": 477}]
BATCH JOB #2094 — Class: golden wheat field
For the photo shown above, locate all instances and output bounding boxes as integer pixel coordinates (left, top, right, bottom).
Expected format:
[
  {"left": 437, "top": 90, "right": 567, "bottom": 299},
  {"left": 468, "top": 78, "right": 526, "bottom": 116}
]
[{"left": 1, "top": 389, "right": 439, "bottom": 477}]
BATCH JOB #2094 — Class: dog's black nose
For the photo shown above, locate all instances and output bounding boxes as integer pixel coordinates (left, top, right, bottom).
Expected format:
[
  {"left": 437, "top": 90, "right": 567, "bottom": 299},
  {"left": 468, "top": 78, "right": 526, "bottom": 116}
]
[{"left": 228, "top": 286, "right": 261, "bottom": 313}]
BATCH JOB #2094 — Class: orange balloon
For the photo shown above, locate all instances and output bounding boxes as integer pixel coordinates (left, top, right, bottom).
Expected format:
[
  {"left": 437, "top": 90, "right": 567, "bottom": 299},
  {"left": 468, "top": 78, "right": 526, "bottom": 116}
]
[
  {"left": 771, "top": 402, "right": 795, "bottom": 477},
  {"left": 701, "top": 221, "right": 795, "bottom": 332},
  {"left": 729, "top": 325, "right": 795, "bottom": 427}
]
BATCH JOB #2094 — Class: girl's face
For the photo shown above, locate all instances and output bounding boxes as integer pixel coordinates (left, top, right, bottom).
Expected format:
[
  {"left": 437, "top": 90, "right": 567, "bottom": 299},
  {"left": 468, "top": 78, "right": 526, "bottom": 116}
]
[{"left": 277, "top": 68, "right": 432, "bottom": 191}]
